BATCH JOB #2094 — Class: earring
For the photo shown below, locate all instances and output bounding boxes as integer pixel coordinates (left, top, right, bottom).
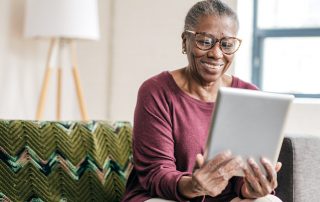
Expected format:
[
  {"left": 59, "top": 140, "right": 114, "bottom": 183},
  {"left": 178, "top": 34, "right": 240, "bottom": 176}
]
[{"left": 182, "top": 47, "right": 186, "bottom": 54}]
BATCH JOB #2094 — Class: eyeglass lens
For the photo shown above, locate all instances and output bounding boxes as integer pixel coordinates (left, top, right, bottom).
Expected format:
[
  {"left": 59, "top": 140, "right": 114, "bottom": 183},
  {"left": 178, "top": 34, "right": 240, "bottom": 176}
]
[{"left": 195, "top": 33, "right": 240, "bottom": 54}]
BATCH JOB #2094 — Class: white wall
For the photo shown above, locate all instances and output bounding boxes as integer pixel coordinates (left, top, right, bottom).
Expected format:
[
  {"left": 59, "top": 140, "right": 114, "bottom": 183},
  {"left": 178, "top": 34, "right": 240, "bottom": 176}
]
[
  {"left": 1, "top": 0, "right": 319, "bottom": 135},
  {"left": 286, "top": 99, "right": 320, "bottom": 135},
  {"left": 109, "top": 0, "right": 197, "bottom": 122},
  {"left": 234, "top": 0, "right": 253, "bottom": 82},
  {"left": 0, "top": 0, "right": 111, "bottom": 120}
]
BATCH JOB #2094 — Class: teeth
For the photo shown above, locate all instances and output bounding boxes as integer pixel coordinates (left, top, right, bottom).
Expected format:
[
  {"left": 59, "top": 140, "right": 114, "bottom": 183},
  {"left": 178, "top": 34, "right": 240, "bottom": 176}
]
[{"left": 202, "top": 62, "right": 223, "bottom": 70}]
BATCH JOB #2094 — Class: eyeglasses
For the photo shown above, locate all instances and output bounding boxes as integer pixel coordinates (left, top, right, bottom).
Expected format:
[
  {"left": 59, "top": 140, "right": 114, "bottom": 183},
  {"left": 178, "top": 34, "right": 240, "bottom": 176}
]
[{"left": 185, "top": 30, "right": 242, "bottom": 55}]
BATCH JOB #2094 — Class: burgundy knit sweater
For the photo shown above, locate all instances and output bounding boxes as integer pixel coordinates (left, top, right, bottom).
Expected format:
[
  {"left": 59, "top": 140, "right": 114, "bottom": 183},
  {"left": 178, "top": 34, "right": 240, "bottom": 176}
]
[{"left": 122, "top": 71, "right": 258, "bottom": 202}]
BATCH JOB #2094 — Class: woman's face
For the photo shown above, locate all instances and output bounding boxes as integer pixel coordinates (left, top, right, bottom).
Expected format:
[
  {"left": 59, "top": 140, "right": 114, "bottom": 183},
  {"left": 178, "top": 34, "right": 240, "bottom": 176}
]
[{"left": 184, "top": 15, "right": 238, "bottom": 85}]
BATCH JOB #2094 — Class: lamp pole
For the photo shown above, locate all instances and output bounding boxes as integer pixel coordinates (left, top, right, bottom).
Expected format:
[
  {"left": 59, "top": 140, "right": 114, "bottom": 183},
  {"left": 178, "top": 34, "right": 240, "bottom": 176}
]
[{"left": 35, "top": 39, "right": 89, "bottom": 121}]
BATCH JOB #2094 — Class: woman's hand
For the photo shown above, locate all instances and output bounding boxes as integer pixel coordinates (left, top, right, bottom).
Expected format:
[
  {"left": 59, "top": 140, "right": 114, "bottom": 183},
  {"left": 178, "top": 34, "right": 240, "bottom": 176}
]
[
  {"left": 241, "top": 158, "right": 282, "bottom": 199},
  {"left": 190, "top": 151, "right": 243, "bottom": 197}
]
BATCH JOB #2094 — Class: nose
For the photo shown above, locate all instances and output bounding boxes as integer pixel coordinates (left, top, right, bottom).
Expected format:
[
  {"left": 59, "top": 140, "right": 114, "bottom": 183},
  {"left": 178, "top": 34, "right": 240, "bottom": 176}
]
[{"left": 207, "top": 42, "right": 223, "bottom": 59}]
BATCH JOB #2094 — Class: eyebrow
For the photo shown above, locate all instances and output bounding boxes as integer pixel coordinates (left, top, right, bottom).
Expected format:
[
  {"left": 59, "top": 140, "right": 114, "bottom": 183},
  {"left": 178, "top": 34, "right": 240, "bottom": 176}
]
[{"left": 185, "top": 30, "right": 237, "bottom": 39}]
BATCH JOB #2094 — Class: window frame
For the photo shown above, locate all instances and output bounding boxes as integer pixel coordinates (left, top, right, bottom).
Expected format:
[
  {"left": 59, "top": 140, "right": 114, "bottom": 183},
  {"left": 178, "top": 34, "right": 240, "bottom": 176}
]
[{"left": 252, "top": 0, "right": 320, "bottom": 98}]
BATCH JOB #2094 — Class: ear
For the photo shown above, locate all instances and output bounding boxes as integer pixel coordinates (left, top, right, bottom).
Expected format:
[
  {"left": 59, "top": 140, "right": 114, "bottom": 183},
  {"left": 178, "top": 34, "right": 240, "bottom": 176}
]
[
  {"left": 181, "top": 32, "right": 187, "bottom": 50},
  {"left": 181, "top": 32, "right": 187, "bottom": 42},
  {"left": 181, "top": 31, "right": 186, "bottom": 39}
]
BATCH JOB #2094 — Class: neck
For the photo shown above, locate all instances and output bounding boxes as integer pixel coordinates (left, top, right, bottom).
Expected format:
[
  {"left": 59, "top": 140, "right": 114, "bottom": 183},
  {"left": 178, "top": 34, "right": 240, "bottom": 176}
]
[{"left": 182, "top": 68, "right": 222, "bottom": 102}]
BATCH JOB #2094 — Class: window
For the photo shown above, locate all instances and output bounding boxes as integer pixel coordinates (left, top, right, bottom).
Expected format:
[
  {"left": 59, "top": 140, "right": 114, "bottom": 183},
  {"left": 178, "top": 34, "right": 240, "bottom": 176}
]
[{"left": 252, "top": 0, "right": 320, "bottom": 97}]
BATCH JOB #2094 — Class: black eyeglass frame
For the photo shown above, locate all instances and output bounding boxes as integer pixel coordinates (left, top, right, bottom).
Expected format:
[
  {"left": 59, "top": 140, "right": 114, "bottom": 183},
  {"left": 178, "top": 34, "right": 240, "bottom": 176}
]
[{"left": 185, "top": 30, "right": 242, "bottom": 55}]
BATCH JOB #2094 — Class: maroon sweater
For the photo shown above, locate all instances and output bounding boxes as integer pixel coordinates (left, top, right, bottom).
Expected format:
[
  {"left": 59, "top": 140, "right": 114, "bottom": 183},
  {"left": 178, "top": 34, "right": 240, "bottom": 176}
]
[{"left": 122, "top": 71, "right": 258, "bottom": 202}]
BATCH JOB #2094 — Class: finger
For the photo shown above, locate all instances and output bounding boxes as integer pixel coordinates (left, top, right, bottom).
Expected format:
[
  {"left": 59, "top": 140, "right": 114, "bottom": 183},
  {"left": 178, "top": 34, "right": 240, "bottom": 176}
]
[
  {"left": 196, "top": 153, "right": 205, "bottom": 169},
  {"left": 259, "top": 173, "right": 273, "bottom": 194},
  {"left": 248, "top": 158, "right": 272, "bottom": 194},
  {"left": 243, "top": 165, "right": 263, "bottom": 195},
  {"left": 205, "top": 150, "right": 232, "bottom": 172},
  {"left": 275, "top": 162, "right": 282, "bottom": 172},
  {"left": 243, "top": 177, "right": 259, "bottom": 198},
  {"left": 261, "top": 158, "right": 278, "bottom": 189},
  {"left": 204, "top": 148, "right": 208, "bottom": 160}
]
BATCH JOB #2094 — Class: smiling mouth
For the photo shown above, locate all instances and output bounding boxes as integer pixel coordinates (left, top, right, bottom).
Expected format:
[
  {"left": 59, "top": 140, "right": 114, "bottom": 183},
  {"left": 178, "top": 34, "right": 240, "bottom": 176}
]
[{"left": 201, "top": 61, "right": 224, "bottom": 70}]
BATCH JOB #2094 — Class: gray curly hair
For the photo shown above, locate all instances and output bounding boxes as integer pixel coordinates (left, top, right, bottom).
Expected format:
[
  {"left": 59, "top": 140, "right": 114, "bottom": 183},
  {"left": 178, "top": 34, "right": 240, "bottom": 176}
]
[{"left": 184, "top": 0, "right": 239, "bottom": 31}]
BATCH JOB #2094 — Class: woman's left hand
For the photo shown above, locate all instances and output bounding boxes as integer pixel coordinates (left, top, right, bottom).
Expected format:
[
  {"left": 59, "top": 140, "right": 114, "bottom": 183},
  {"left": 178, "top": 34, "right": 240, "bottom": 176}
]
[{"left": 241, "top": 158, "right": 282, "bottom": 199}]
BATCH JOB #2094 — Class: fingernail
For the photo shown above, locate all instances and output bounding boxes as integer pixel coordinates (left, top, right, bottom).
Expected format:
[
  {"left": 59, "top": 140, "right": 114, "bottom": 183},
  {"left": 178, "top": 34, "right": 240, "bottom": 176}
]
[
  {"left": 248, "top": 158, "right": 254, "bottom": 164},
  {"left": 225, "top": 150, "right": 232, "bottom": 156},
  {"left": 261, "top": 157, "right": 269, "bottom": 164}
]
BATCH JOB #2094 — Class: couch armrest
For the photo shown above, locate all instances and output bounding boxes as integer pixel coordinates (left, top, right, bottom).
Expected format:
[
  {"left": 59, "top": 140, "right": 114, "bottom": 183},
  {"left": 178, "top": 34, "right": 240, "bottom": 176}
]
[
  {"left": 276, "top": 137, "right": 294, "bottom": 202},
  {"left": 276, "top": 135, "right": 320, "bottom": 202}
]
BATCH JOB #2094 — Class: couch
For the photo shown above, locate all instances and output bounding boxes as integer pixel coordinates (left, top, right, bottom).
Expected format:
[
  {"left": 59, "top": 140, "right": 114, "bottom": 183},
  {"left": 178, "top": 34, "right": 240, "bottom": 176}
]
[{"left": 1, "top": 120, "right": 319, "bottom": 202}]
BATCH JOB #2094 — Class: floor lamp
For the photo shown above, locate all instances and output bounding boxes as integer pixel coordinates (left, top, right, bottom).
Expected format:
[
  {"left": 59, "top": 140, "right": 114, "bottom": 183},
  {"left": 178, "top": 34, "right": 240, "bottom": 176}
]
[{"left": 24, "top": 0, "right": 100, "bottom": 121}]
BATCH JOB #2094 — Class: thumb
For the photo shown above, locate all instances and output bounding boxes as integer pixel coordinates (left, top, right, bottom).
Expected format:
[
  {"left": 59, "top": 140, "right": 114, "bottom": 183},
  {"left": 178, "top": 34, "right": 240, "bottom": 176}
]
[
  {"left": 195, "top": 153, "right": 205, "bottom": 169},
  {"left": 275, "top": 162, "right": 282, "bottom": 172}
]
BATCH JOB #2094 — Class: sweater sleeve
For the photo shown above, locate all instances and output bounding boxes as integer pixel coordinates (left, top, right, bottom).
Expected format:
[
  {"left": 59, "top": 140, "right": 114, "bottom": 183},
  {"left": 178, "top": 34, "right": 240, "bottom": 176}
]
[
  {"left": 233, "top": 177, "right": 244, "bottom": 198},
  {"left": 132, "top": 79, "right": 191, "bottom": 201},
  {"left": 232, "top": 76, "right": 259, "bottom": 90}
]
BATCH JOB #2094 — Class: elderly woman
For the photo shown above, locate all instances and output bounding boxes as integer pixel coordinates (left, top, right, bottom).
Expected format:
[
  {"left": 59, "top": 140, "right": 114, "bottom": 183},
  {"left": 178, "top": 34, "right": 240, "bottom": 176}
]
[{"left": 121, "top": 0, "right": 282, "bottom": 202}]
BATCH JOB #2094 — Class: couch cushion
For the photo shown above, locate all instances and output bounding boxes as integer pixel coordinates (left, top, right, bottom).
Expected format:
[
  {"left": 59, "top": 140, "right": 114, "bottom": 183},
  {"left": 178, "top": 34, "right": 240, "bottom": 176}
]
[
  {"left": 0, "top": 120, "right": 132, "bottom": 202},
  {"left": 276, "top": 137, "right": 294, "bottom": 202}
]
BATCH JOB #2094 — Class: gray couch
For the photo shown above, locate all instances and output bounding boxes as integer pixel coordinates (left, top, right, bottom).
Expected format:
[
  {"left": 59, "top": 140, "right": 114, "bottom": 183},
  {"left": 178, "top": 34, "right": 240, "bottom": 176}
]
[{"left": 276, "top": 134, "right": 320, "bottom": 202}]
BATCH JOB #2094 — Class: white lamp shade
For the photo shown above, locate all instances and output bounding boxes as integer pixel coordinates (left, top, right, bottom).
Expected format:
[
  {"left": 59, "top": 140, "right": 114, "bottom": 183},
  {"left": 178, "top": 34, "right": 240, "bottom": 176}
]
[{"left": 24, "top": 0, "right": 100, "bottom": 40}]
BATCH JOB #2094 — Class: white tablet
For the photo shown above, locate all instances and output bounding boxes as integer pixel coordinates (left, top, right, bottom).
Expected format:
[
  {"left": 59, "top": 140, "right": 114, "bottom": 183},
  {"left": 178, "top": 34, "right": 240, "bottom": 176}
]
[{"left": 206, "top": 87, "right": 294, "bottom": 176}]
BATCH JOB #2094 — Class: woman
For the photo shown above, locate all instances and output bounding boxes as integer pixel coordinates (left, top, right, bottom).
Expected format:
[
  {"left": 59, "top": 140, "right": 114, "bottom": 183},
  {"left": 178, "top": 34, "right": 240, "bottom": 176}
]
[{"left": 122, "top": 0, "right": 282, "bottom": 201}]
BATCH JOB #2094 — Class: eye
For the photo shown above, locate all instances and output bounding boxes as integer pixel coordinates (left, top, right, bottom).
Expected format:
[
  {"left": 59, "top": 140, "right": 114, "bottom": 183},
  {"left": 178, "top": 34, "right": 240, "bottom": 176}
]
[
  {"left": 221, "top": 39, "right": 236, "bottom": 49},
  {"left": 196, "top": 37, "right": 213, "bottom": 47}
]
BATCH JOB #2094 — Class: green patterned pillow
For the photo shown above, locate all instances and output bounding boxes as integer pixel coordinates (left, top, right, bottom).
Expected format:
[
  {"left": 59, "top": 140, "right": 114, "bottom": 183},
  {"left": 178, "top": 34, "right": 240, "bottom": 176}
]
[{"left": 0, "top": 120, "right": 133, "bottom": 202}]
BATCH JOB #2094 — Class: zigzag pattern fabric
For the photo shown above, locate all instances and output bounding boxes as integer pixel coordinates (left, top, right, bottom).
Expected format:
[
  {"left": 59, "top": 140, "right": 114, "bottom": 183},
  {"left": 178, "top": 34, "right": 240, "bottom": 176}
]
[{"left": 0, "top": 120, "right": 133, "bottom": 202}]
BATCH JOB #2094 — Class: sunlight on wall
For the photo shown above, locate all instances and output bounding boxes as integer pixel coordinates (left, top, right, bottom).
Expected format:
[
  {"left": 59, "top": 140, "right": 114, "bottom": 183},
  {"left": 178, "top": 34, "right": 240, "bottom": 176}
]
[{"left": 234, "top": 0, "right": 253, "bottom": 82}]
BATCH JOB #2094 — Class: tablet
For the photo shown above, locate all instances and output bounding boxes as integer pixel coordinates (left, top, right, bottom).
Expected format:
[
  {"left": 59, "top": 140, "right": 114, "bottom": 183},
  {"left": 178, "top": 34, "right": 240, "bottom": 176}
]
[{"left": 206, "top": 87, "right": 294, "bottom": 176}]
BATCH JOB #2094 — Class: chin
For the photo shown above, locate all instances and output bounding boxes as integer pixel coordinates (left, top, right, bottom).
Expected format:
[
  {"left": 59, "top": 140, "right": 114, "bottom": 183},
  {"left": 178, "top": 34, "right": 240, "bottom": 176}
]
[{"left": 201, "top": 72, "right": 223, "bottom": 84}]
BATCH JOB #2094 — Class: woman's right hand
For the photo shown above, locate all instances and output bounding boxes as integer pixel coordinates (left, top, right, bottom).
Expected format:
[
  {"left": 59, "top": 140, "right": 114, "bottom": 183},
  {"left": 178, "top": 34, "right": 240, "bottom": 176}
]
[{"left": 191, "top": 151, "right": 243, "bottom": 197}]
